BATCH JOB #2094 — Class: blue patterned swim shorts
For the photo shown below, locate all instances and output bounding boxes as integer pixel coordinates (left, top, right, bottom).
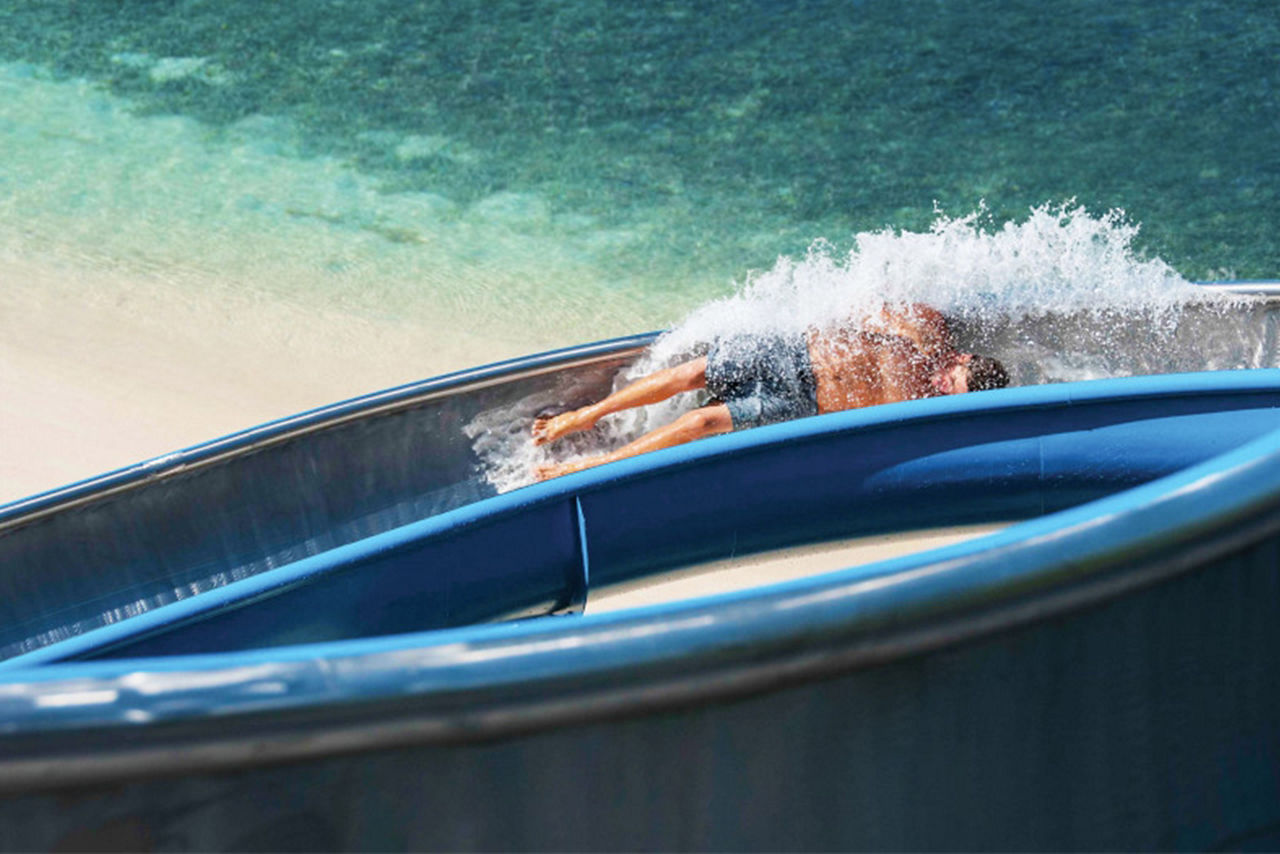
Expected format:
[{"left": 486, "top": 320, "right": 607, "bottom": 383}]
[{"left": 705, "top": 331, "right": 819, "bottom": 430}]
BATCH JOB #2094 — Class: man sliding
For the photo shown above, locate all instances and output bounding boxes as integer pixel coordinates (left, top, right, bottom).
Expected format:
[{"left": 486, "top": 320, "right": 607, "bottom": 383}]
[{"left": 532, "top": 302, "right": 1009, "bottom": 480}]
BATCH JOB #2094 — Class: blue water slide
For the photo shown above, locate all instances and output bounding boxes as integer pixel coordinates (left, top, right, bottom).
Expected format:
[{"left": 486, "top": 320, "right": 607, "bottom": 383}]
[
  {"left": 0, "top": 381, "right": 1277, "bottom": 849},
  {"left": 1, "top": 370, "right": 1278, "bottom": 667},
  {"left": 1, "top": 288, "right": 1280, "bottom": 848}
]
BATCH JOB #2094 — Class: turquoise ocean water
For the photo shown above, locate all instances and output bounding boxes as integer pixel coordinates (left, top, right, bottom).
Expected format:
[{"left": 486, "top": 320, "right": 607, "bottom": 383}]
[{"left": 2, "top": 0, "right": 1277, "bottom": 349}]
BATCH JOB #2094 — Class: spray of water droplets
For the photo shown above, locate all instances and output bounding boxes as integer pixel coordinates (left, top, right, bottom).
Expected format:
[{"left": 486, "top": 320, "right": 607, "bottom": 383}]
[{"left": 471, "top": 203, "right": 1262, "bottom": 493}]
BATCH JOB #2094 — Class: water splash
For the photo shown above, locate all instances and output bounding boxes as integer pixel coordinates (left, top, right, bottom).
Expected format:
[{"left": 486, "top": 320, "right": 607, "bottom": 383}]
[
  {"left": 649, "top": 203, "right": 1217, "bottom": 362},
  {"left": 473, "top": 204, "right": 1266, "bottom": 493}
]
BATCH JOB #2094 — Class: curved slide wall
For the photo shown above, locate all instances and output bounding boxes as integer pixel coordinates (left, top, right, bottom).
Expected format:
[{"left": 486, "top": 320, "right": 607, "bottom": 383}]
[
  {"left": 2, "top": 293, "right": 1280, "bottom": 847},
  {"left": 0, "top": 334, "right": 655, "bottom": 660},
  {"left": 0, "top": 380, "right": 1275, "bottom": 846}
]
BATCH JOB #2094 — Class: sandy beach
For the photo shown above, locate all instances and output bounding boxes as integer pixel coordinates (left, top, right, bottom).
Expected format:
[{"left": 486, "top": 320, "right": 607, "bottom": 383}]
[{"left": 0, "top": 256, "right": 532, "bottom": 505}]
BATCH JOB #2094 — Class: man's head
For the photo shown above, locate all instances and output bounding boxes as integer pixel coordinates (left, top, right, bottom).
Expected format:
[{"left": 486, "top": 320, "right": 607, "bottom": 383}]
[{"left": 931, "top": 353, "right": 1010, "bottom": 396}]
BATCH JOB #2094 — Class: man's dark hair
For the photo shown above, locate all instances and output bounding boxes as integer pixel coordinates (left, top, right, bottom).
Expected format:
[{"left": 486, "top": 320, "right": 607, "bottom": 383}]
[{"left": 966, "top": 355, "right": 1010, "bottom": 392}]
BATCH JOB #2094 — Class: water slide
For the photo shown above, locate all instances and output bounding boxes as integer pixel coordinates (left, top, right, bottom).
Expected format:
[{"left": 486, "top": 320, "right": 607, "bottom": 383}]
[{"left": 1, "top": 285, "right": 1280, "bottom": 848}]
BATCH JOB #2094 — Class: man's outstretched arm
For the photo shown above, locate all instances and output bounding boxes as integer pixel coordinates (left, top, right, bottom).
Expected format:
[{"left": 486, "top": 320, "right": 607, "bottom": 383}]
[{"left": 534, "top": 403, "right": 733, "bottom": 481}]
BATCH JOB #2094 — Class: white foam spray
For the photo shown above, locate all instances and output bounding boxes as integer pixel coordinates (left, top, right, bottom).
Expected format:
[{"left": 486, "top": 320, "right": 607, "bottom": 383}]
[
  {"left": 472, "top": 203, "right": 1265, "bottom": 493},
  {"left": 647, "top": 203, "right": 1216, "bottom": 361}
]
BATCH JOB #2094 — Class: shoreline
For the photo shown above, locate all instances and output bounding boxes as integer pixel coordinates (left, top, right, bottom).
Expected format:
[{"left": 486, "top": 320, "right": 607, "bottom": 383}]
[{"left": 0, "top": 256, "right": 535, "bottom": 505}]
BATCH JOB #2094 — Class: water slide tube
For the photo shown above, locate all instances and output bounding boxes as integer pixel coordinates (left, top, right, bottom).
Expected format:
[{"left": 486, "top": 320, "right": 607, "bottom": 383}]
[{"left": 0, "top": 286, "right": 1278, "bottom": 848}]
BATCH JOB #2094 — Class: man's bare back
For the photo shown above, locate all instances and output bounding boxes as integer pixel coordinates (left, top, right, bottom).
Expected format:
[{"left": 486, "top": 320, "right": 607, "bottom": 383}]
[
  {"left": 531, "top": 303, "right": 1007, "bottom": 481},
  {"left": 808, "top": 303, "right": 955, "bottom": 411}
]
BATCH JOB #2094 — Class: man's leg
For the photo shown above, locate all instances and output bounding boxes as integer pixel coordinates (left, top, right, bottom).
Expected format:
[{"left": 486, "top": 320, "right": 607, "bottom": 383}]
[
  {"left": 532, "top": 356, "right": 708, "bottom": 446},
  {"left": 534, "top": 403, "right": 732, "bottom": 480}
]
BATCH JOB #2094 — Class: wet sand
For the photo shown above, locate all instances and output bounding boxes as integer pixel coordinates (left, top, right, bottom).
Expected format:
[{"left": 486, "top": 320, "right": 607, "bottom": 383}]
[{"left": 0, "top": 257, "right": 527, "bottom": 504}]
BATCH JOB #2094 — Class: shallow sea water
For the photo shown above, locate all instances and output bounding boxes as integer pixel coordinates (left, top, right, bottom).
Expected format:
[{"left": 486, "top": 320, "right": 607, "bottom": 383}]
[{"left": 2, "top": 0, "right": 1276, "bottom": 350}]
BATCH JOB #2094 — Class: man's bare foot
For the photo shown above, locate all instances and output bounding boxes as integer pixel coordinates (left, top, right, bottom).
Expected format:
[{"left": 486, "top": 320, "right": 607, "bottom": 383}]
[
  {"left": 532, "top": 461, "right": 565, "bottom": 481},
  {"left": 531, "top": 409, "right": 592, "bottom": 446},
  {"left": 533, "top": 460, "right": 581, "bottom": 481},
  {"left": 533, "top": 454, "right": 610, "bottom": 481}
]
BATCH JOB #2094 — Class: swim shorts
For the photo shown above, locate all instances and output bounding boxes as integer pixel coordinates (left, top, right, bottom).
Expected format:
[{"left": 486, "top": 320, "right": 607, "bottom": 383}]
[{"left": 705, "top": 331, "right": 819, "bottom": 430}]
